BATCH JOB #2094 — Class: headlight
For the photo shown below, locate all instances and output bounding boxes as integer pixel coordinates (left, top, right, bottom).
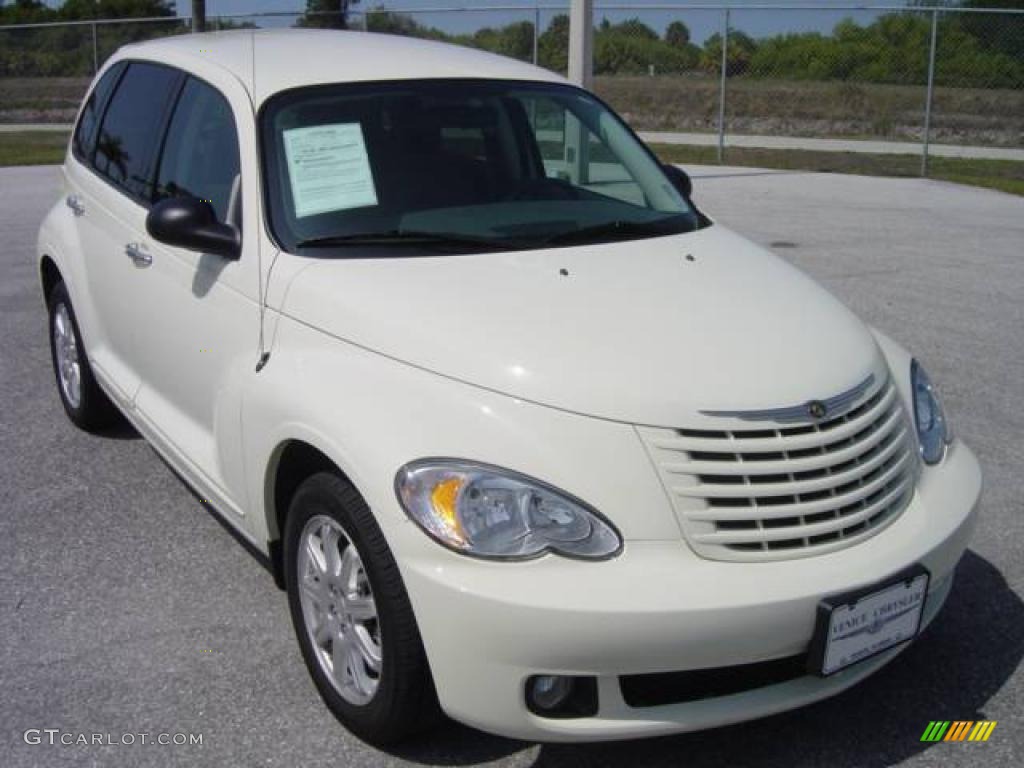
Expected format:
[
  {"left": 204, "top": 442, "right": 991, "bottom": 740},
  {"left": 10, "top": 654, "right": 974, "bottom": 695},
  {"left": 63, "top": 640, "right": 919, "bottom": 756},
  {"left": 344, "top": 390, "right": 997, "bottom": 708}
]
[
  {"left": 395, "top": 460, "right": 622, "bottom": 560},
  {"left": 911, "top": 360, "right": 951, "bottom": 465}
]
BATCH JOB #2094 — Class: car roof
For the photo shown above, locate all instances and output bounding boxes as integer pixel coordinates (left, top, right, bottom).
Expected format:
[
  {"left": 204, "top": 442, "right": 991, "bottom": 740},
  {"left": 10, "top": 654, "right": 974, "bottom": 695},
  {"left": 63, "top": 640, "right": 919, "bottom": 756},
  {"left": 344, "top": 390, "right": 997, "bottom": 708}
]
[{"left": 112, "top": 28, "right": 567, "bottom": 106}]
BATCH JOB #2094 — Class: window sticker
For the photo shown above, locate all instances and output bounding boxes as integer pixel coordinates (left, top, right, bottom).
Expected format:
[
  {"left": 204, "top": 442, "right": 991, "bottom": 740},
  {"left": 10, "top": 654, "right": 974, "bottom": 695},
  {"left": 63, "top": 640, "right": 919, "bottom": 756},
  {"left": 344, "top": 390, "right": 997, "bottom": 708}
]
[{"left": 282, "top": 123, "right": 378, "bottom": 218}]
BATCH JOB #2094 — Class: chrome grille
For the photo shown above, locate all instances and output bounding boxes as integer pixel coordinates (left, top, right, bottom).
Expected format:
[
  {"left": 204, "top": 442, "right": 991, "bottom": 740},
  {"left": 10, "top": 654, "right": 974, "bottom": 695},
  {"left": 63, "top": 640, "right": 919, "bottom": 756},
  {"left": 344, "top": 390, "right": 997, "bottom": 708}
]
[{"left": 639, "top": 375, "right": 917, "bottom": 561}]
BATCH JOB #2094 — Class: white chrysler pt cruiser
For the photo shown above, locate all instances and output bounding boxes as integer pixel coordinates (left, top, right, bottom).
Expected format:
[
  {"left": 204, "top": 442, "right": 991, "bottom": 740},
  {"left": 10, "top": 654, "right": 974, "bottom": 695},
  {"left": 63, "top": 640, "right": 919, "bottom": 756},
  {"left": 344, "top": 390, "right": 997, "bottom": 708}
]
[{"left": 37, "top": 29, "right": 981, "bottom": 744}]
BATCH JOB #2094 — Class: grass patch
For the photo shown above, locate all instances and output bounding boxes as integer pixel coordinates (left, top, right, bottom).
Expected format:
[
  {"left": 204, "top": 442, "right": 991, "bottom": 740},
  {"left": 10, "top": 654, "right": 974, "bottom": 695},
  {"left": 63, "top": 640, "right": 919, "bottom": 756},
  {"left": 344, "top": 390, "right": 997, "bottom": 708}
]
[
  {"left": 0, "top": 77, "right": 89, "bottom": 123},
  {"left": 0, "top": 131, "right": 68, "bottom": 166},
  {"left": 651, "top": 143, "right": 1024, "bottom": 197},
  {"left": 931, "top": 172, "right": 1024, "bottom": 197},
  {"left": 597, "top": 76, "right": 1024, "bottom": 147}
]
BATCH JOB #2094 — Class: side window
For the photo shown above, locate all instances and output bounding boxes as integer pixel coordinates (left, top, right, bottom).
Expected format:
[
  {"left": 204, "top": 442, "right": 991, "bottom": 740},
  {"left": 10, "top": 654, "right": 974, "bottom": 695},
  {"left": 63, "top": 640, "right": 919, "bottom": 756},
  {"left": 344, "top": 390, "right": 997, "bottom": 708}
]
[
  {"left": 155, "top": 77, "right": 241, "bottom": 225},
  {"left": 524, "top": 96, "right": 567, "bottom": 170},
  {"left": 73, "top": 63, "right": 124, "bottom": 162},
  {"left": 519, "top": 95, "right": 645, "bottom": 207},
  {"left": 94, "top": 62, "right": 182, "bottom": 202}
]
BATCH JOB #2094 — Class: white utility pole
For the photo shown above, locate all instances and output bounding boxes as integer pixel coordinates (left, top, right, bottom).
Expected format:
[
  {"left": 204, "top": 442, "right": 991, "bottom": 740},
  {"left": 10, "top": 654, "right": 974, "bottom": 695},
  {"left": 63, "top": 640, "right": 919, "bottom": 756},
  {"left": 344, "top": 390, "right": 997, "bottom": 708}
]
[
  {"left": 566, "top": 0, "right": 593, "bottom": 186},
  {"left": 192, "top": 0, "right": 206, "bottom": 33},
  {"left": 568, "top": 0, "right": 593, "bottom": 89}
]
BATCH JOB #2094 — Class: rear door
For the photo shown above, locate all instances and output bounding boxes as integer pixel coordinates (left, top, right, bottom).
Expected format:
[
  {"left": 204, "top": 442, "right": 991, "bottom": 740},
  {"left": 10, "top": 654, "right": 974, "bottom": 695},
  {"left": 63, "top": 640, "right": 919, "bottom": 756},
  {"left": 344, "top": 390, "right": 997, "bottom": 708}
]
[
  {"left": 62, "top": 62, "right": 128, "bottom": 402},
  {"left": 64, "top": 61, "right": 184, "bottom": 405}
]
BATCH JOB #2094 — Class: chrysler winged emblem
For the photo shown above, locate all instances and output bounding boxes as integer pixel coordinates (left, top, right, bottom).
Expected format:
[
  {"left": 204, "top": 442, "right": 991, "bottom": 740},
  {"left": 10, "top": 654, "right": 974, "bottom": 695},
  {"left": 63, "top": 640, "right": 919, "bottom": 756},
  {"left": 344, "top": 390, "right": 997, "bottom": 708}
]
[
  {"left": 806, "top": 400, "right": 828, "bottom": 420},
  {"left": 700, "top": 373, "right": 876, "bottom": 424}
]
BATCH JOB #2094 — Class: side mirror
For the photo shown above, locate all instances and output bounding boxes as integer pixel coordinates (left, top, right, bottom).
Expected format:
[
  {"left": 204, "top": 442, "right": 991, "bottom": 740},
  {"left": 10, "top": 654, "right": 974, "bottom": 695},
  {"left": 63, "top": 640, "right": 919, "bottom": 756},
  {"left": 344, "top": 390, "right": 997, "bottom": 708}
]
[
  {"left": 146, "top": 197, "right": 240, "bottom": 260},
  {"left": 662, "top": 163, "right": 693, "bottom": 200}
]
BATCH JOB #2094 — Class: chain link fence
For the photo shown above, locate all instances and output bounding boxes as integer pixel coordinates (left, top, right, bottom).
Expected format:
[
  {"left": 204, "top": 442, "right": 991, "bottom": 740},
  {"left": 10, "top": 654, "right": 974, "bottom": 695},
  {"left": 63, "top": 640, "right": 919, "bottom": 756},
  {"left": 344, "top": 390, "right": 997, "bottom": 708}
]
[{"left": 1, "top": 4, "right": 1022, "bottom": 174}]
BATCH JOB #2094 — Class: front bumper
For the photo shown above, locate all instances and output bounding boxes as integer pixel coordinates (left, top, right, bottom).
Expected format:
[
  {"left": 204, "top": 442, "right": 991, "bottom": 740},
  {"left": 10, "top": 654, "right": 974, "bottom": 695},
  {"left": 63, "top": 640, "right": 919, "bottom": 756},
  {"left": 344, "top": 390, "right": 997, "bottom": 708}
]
[{"left": 400, "top": 440, "right": 980, "bottom": 742}]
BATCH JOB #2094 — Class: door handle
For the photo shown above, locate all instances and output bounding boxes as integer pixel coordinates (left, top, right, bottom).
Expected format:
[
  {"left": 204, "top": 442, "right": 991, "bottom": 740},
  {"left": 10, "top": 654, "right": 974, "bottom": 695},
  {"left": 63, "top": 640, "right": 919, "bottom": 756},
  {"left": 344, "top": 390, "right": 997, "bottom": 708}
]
[
  {"left": 66, "top": 194, "right": 85, "bottom": 217},
  {"left": 124, "top": 242, "right": 152, "bottom": 267}
]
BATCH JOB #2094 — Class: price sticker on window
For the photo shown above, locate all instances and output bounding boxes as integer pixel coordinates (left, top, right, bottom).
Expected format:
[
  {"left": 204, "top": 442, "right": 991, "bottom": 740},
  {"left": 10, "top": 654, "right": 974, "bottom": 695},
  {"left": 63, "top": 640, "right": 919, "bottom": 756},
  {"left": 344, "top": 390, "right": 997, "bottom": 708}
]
[{"left": 283, "top": 123, "right": 378, "bottom": 218}]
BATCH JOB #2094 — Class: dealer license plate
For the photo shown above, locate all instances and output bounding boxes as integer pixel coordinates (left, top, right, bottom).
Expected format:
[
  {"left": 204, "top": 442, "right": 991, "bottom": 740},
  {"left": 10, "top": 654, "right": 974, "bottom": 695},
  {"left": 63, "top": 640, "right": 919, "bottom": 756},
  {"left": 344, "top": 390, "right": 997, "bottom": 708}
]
[{"left": 809, "top": 566, "right": 930, "bottom": 676}]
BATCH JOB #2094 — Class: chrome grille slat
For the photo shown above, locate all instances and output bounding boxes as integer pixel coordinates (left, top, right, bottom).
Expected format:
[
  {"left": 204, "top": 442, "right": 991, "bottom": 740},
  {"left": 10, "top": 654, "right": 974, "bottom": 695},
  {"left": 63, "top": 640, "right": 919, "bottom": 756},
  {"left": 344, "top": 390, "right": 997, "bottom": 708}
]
[
  {"left": 692, "top": 476, "right": 912, "bottom": 544},
  {"left": 687, "top": 445, "right": 911, "bottom": 521},
  {"left": 674, "top": 425, "right": 908, "bottom": 500},
  {"left": 650, "top": 384, "right": 896, "bottom": 455},
  {"left": 639, "top": 375, "right": 918, "bottom": 562},
  {"left": 660, "top": 408, "right": 903, "bottom": 477}
]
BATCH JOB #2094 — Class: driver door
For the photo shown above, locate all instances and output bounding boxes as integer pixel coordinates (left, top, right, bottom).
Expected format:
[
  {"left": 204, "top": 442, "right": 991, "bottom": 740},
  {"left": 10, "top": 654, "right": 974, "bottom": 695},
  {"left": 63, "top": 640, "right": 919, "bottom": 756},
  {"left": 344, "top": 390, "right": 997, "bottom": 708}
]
[{"left": 128, "top": 72, "right": 258, "bottom": 518}]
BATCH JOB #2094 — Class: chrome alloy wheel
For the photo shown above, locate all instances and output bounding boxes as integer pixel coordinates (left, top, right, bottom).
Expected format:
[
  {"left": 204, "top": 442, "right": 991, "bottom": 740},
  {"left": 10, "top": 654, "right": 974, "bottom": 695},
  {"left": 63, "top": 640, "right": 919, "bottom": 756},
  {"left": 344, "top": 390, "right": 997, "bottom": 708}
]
[
  {"left": 53, "top": 302, "right": 81, "bottom": 409},
  {"left": 297, "top": 515, "right": 382, "bottom": 706}
]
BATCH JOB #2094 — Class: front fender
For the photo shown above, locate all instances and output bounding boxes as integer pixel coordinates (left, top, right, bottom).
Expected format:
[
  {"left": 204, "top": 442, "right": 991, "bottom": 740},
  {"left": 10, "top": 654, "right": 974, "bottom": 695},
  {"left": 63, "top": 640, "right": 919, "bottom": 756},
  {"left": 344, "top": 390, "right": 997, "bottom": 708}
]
[
  {"left": 241, "top": 313, "right": 684, "bottom": 553},
  {"left": 869, "top": 326, "right": 916, "bottom": 421}
]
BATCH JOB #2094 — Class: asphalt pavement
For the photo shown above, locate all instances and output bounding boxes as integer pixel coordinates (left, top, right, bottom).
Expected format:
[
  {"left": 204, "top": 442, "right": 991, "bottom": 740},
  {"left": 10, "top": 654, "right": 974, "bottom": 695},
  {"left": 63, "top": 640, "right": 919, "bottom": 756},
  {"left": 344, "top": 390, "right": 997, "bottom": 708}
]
[{"left": 1, "top": 164, "right": 1022, "bottom": 767}]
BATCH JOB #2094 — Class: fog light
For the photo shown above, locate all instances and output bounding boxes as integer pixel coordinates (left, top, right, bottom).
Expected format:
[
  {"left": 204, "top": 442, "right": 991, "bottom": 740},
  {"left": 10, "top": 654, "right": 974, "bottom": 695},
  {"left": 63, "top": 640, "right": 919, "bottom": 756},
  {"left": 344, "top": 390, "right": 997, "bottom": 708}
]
[
  {"left": 526, "top": 675, "right": 598, "bottom": 718},
  {"left": 531, "top": 675, "right": 573, "bottom": 710}
]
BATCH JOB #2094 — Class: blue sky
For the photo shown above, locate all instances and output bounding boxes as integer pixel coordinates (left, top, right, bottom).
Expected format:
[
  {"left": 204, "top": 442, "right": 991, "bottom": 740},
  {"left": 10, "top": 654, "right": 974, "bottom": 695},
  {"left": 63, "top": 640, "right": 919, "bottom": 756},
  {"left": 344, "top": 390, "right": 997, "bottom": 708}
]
[{"left": 36, "top": 2, "right": 909, "bottom": 44}]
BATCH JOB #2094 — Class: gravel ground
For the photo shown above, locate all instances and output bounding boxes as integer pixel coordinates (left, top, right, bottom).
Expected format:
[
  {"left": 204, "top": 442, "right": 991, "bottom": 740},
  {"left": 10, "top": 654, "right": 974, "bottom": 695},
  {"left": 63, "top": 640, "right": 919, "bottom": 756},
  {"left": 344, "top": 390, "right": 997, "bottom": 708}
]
[{"left": 1, "top": 164, "right": 1021, "bottom": 768}]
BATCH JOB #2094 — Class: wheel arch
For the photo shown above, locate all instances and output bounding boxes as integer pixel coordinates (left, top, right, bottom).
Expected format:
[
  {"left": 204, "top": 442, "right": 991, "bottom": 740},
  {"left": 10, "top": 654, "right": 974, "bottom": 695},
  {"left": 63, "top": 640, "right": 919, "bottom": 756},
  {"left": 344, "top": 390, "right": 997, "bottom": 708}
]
[
  {"left": 264, "top": 436, "right": 361, "bottom": 590},
  {"left": 39, "top": 254, "right": 62, "bottom": 305}
]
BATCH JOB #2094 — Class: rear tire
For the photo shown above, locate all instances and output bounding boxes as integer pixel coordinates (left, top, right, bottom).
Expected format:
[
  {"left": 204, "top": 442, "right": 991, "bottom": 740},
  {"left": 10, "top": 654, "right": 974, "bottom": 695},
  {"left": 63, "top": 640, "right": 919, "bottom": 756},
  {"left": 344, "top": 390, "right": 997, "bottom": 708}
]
[
  {"left": 284, "top": 471, "right": 441, "bottom": 745},
  {"left": 47, "top": 281, "right": 119, "bottom": 431}
]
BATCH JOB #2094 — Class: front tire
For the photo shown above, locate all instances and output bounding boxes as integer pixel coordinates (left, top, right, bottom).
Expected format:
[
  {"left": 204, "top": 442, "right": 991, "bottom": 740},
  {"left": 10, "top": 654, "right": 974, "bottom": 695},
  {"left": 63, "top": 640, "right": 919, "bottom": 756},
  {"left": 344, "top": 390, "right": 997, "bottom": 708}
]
[
  {"left": 284, "top": 472, "right": 440, "bottom": 745},
  {"left": 47, "top": 281, "right": 119, "bottom": 431}
]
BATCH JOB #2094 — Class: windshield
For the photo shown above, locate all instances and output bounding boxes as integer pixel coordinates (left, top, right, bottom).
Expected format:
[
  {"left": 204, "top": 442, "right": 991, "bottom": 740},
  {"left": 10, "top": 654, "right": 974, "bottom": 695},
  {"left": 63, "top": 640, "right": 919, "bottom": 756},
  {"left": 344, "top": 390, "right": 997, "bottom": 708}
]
[{"left": 260, "top": 79, "right": 700, "bottom": 255}]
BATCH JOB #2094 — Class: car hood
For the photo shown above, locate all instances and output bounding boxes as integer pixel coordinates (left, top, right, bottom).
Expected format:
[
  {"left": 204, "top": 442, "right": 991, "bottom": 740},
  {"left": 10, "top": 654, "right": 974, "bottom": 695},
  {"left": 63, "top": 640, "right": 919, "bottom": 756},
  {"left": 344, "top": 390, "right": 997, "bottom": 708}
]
[{"left": 278, "top": 225, "right": 884, "bottom": 427}]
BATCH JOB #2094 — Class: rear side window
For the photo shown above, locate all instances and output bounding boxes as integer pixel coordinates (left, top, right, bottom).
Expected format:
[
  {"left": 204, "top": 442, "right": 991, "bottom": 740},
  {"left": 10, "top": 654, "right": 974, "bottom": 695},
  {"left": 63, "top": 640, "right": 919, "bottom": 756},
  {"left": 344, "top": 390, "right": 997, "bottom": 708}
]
[
  {"left": 155, "top": 77, "right": 241, "bottom": 225},
  {"left": 73, "top": 63, "right": 124, "bottom": 162},
  {"left": 93, "top": 62, "right": 182, "bottom": 202}
]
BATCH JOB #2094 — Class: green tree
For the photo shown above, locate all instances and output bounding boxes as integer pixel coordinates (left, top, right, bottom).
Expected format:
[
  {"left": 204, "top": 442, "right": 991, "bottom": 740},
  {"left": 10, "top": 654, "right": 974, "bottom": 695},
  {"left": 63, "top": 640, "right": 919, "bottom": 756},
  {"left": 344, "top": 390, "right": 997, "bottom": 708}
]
[
  {"left": 701, "top": 29, "right": 757, "bottom": 75},
  {"left": 0, "top": 0, "right": 180, "bottom": 78},
  {"left": 665, "top": 20, "right": 691, "bottom": 48},
  {"left": 741, "top": 12, "right": 1024, "bottom": 88},
  {"left": 0, "top": 0, "right": 176, "bottom": 22},
  {"left": 298, "top": 0, "right": 360, "bottom": 30},
  {"left": 466, "top": 21, "right": 534, "bottom": 62},
  {"left": 606, "top": 17, "right": 658, "bottom": 42},
  {"left": 538, "top": 13, "right": 569, "bottom": 72},
  {"left": 0, "top": 0, "right": 54, "bottom": 24},
  {"left": 955, "top": 0, "right": 1024, "bottom": 60},
  {"left": 961, "top": 0, "right": 1024, "bottom": 7},
  {"left": 60, "top": 1, "right": 175, "bottom": 20},
  {"left": 593, "top": 17, "right": 699, "bottom": 75},
  {"left": 594, "top": 34, "right": 698, "bottom": 75},
  {"left": 363, "top": 8, "right": 447, "bottom": 41},
  {"left": 365, "top": 10, "right": 422, "bottom": 36}
]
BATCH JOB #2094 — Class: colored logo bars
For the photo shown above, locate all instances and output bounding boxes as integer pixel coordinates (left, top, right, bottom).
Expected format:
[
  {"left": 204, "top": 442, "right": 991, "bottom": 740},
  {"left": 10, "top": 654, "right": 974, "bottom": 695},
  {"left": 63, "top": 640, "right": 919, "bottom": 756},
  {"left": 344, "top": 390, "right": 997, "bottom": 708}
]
[{"left": 921, "top": 721, "right": 997, "bottom": 742}]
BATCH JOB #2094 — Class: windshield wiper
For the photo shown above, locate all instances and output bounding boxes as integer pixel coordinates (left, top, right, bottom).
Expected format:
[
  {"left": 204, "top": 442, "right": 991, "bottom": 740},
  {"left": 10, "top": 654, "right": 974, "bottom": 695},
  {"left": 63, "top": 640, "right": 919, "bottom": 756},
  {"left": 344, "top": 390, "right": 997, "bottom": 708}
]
[
  {"left": 295, "top": 230, "right": 521, "bottom": 251},
  {"left": 541, "top": 218, "right": 685, "bottom": 247}
]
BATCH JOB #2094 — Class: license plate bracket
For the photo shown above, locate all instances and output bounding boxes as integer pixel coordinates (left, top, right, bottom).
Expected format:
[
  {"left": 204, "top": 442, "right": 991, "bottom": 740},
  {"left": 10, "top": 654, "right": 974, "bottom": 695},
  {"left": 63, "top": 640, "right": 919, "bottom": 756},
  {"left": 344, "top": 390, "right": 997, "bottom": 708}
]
[{"left": 807, "top": 564, "right": 930, "bottom": 677}]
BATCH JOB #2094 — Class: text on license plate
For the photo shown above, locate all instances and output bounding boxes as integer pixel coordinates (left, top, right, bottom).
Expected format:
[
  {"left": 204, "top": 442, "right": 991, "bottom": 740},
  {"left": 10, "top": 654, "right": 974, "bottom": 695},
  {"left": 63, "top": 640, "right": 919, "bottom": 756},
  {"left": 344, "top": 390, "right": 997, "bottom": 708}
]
[{"left": 821, "top": 572, "right": 929, "bottom": 675}]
